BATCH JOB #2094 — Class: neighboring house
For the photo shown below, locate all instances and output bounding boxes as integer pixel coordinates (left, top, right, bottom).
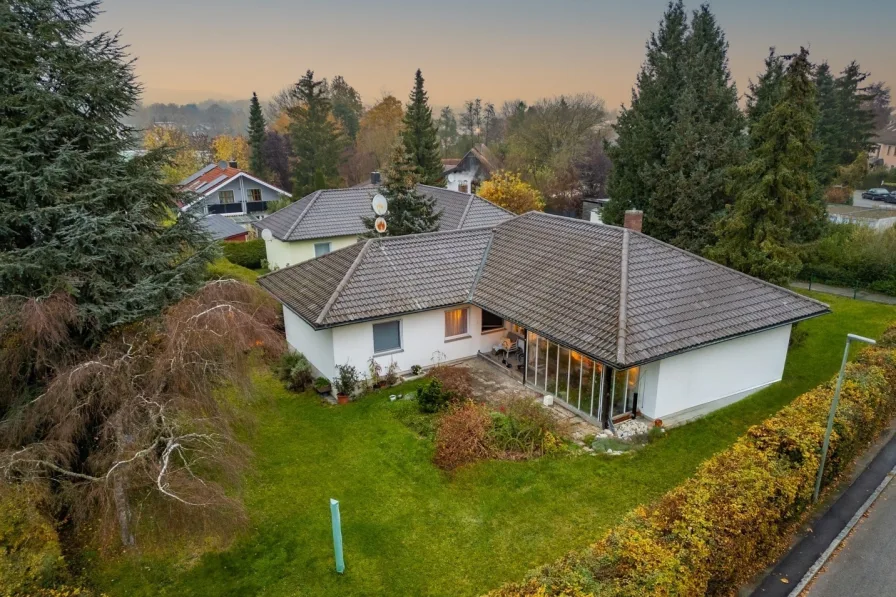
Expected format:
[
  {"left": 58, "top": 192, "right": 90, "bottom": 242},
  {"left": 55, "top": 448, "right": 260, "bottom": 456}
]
[
  {"left": 258, "top": 211, "right": 828, "bottom": 427},
  {"left": 197, "top": 214, "right": 250, "bottom": 242},
  {"left": 178, "top": 161, "right": 291, "bottom": 228},
  {"left": 870, "top": 121, "right": 896, "bottom": 169},
  {"left": 443, "top": 144, "right": 500, "bottom": 193},
  {"left": 253, "top": 184, "right": 514, "bottom": 269},
  {"left": 582, "top": 198, "right": 610, "bottom": 223},
  {"left": 827, "top": 204, "right": 896, "bottom": 231}
]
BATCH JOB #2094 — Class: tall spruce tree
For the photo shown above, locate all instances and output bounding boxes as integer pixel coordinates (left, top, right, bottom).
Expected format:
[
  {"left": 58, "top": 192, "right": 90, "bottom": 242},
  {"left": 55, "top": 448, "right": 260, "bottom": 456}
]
[
  {"left": 604, "top": 0, "right": 689, "bottom": 227},
  {"left": 661, "top": 5, "right": 746, "bottom": 252},
  {"left": 707, "top": 48, "right": 820, "bottom": 285},
  {"left": 363, "top": 143, "right": 441, "bottom": 236},
  {"left": 745, "top": 49, "right": 788, "bottom": 127},
  {"left": 834, "top": 62, "right": 877, "bottom": 165},
  {"left": 0, "top": 0, "right": 214, "bottom": 342},
  {"left": 813, "top": 63, "right": 841, "bottom": 188},
  {"left": 288, "top": 70, "right": 345, "bottom": 196},
  {"left": 247, "top": 91, "right": 267, "bottom": 176},
  {"left": 330, "top": 75, "right": 363, "bottom": 141},
  {"left": 400, "top": 69, "right": 444, "bottom": 186}
]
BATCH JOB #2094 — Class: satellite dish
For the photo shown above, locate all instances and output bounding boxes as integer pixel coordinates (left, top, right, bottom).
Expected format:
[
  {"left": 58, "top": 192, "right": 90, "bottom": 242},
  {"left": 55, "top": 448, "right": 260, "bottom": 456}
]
[
  {"left": 374, "top": 217, "right": 387, "bottom": 234},
  {"left": 261, "top": 228, "right": 273, "bottom": 241},
  {"left": 447, "top": 173, "right": 456, "bottom": 183},
  {"left": 371, "top": 193, "right": 388, "bottom": 216}
]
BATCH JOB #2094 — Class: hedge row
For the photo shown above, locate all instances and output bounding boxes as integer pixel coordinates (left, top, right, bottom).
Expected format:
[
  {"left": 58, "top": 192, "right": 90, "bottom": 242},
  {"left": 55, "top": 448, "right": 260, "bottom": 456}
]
[
  {"left": 220, "top": 238, "right": 266, "bottom": 269},
  {"left": 489, "top": 325, "right": 896, "bottom": 597}
]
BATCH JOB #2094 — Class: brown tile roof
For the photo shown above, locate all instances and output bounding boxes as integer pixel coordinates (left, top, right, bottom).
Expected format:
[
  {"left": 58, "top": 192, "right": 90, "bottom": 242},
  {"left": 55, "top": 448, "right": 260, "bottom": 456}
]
[
  {"left": 253, "top": 185, "right": 513, "bottom": 241},
  {"left": 259, "top": 212, "right": 829, "bottom": 367}
]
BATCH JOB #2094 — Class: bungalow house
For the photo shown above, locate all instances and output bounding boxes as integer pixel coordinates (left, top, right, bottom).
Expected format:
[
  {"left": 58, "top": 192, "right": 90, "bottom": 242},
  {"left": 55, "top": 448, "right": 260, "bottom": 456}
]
[
  {"left": 197, "top": 214, "right": 250, "bottom": 242},
  {"left": 253, "top": 184, "right": 514, "bottom": 269},
  {"left": 178, "top": 161, "right": 291, "bottom": 228},
  {"left": 870, "top": 121, "right": 896, "bottom": 169},
  {"left": 443, "top": 144, "right": 500, "bottom": 193},
  {"left": 258, "top": 211, "right": 829, "bottom": 427}
]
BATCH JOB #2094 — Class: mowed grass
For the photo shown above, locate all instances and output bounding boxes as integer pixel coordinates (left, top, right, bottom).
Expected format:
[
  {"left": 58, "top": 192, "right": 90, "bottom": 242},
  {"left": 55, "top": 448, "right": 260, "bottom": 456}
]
[{"left": 91, "top": 292, "right": 896, "bottom": 597}]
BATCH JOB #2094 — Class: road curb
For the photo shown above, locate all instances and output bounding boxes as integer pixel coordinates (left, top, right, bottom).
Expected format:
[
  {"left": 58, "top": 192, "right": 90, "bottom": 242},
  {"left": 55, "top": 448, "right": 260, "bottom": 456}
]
[{"left": 787, "top": 465, "right": 896, "bottom": 597}]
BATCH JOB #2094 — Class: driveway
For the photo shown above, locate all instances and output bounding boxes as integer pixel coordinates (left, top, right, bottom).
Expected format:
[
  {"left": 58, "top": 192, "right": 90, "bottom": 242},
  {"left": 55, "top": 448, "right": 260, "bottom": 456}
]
[
  {"left": 803, "top": 475, "right": 896, "bottom": 597},
  {"left": 852, "top": 189, "right": 896, "bottom": 209}
]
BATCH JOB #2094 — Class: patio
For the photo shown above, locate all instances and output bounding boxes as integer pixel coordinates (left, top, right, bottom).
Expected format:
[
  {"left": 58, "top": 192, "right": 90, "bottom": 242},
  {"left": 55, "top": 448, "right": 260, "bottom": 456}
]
[{"left": 455, "top": 355, "right": 602, "bottom": 442}]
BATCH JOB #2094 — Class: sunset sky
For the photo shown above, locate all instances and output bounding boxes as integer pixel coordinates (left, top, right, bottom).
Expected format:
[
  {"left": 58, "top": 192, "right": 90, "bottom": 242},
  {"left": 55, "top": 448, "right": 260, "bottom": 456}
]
[{"left": 95, "top": 0, "right": 896, "bottom": 111}]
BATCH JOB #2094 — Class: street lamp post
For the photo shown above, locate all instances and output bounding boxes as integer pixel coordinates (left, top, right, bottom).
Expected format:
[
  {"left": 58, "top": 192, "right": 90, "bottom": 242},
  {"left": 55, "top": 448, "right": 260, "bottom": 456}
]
[{"left": 813, "top": 333, "right": 877, "bottom": 503}]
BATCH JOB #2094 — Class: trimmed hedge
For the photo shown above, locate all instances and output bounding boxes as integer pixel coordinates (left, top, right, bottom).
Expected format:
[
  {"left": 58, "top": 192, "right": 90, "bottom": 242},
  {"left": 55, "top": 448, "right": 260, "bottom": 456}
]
[
  {"left": 220, "top": 239, "right": 266, "bottom": 269},
  {"left": 489, "top": 325, "right": 896, "bottom": 597}
]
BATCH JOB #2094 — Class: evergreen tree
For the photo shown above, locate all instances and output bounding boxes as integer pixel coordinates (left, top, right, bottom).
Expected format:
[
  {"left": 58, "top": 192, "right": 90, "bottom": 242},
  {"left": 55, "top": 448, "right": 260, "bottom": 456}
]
[
  {"left": 707, "top": 48, "right": 820, "bottom": 285},
  {"left": 745, "top": 49, "right": 787, "bottom": 127},
  {"left": 363, "top": 143, "right": 441, "bottom": 236},
  {"left": 400, "top": 69, "right": 444, "bottom": 186},
  {"left": 0, "top": 0, "right": 214, "bottom": 343},
  {"left": 834, "top": 62, "right": 877, "bottom": 165},
  {"left": 288, "top": 70, "right": 345, "bottom": 196},
  {"left": 661, "top": 5, "right": 746, "bottom": 252},
  {"left": 813, "top": 63, "right": 841, "bottom": 188},
  {"left": 437, "top": 106, "right": 458, "bottom": 156},
  {"left": 247, "top": 92, "right": 267, "bottom": 176},
  {"left": 330, "top": 75, "right": 363, "bottom": 140},
  {"left": 604, "top": 0, "right": 689, "bottom": 226}
]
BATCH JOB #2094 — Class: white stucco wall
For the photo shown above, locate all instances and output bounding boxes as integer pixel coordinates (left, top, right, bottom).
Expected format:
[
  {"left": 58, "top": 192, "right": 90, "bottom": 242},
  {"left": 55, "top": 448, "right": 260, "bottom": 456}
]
[
  {"left": 329, "top": 305, "right": 503, "bottom": 376},
  {"left": 446, "top": 169, "right": 476, "bottom": 193},
  {"left": 264, "top": 235, "right": 359, "bottom": 270},
  {"left": 640, "top": 324, "right": 792, "bottom": 424},
  {"left": 283, "top": 306, "right": 335, "bottom": 379}
]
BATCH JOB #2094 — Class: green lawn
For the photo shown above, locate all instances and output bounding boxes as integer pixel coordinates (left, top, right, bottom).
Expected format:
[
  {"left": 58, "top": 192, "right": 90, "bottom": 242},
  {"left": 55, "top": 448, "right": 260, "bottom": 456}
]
[{"left": 91, "top": 292, "right": 896, "bottom": 597}]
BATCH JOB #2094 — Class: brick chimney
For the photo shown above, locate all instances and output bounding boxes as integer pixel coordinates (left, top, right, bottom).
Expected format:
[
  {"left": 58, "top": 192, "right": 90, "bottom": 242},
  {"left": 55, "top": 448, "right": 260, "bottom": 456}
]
[{"left": 624, "top": 210, "right": 643, "bottom": 233}]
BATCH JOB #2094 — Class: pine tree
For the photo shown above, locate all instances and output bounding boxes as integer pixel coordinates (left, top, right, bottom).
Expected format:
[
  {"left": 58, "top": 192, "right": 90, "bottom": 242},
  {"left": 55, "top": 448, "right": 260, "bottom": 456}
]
[
  {"left": 0, "top": 0, "right": 214, "bottom": 343},
  {"left": 330, "top": 75, "right": 363, "bottom": 141},
  {"left": 247, "top": 92, "right": 267, "bottom": 176},
  {"left": 745, "top": 49, "right": 787, "bottom": 127},
  {"left": 834, "top": 62, "right": 877, "bottom": 165},
  {"left": 437, "top": 106, "right": 458, "bottom": 156},
  {"left": 288, "top": 70, "right": 345, "bottom": 196},
  {"left": 363, "top": 143, "right": 441, "bottom": 236},
  {"left": 707, "top": 48, "right": 820, "bottom": 285},
  {"left": 400, "top": 69, "right": 444, "bottom": 186},
  {"left": 813, "top": 63, "right": 841, "bottom": 188},
  {"left": 662, "top": 5, "right": 746, "bottom": 252},
  {"left": 604, "top": 0, "right": 689, "bottom": 226}
]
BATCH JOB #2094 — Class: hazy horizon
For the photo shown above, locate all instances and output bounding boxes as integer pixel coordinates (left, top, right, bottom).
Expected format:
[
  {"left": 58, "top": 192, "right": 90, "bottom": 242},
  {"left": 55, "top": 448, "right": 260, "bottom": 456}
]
[{"left": 96, "top": 0, "right": 896, "bottom": 111}]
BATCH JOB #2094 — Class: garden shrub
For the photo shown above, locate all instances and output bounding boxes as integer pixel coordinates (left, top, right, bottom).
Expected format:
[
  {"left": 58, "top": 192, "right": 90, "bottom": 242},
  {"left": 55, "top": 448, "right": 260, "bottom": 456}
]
[
  {"left": 220, "top": 239, "right": 266, "bottom": 269},
  {"left": 490, "top": 326, "right": 896, "bottom": 597},
  {"left": 489, "top": 398, "right": 565, "bottom": 458},
  {"left": 433, "top": 401, "right": 495, "bottom": 471},
  {"left": 417, "top": 379, "right": 451, "bottom": 413},
  {"left": 205, "top": 258, "right": 258, "bottom": 284},
  {"left": 800, "top": 224, "right": 896, "bottom": 296},
  {"left": 274, "top": 351, "right": 313, "bottom": 392},
  {"left": 428, "top": 365, "right": 473, "bottom": 401}
]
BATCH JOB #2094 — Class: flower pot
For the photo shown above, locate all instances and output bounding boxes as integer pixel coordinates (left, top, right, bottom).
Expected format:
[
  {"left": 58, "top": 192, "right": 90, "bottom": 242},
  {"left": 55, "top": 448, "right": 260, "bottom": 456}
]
[{"left": 337, "top": 394, "right": 350, "bottom": 405}]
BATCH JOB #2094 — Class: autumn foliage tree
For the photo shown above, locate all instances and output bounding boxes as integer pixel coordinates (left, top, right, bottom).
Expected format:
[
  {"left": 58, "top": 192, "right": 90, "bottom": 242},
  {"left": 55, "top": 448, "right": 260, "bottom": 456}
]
[
  {"left": 477, "top": 171, "right": 545, "bottom": 214},
  {"left": 143, "top": 126, "right": 205, "bottom": 183},
  {"left": 211, "top": 134, "right": 250, "bottom": 168}
]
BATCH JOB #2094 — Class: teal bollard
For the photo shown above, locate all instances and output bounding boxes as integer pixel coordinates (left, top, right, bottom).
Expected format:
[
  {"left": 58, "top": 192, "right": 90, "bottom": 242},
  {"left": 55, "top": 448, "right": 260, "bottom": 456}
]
[{"left": 330, "top": 498, "right": 345, "bottom": 573}]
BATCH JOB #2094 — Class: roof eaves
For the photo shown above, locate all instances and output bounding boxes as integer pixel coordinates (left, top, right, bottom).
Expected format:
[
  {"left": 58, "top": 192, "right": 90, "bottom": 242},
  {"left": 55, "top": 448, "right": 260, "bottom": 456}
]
[
  {"left": 284, "top": 190, "right": 323, "bottom": 241},
  {"left": 315, "top": 238, "right": 375, "bottom": 325}
]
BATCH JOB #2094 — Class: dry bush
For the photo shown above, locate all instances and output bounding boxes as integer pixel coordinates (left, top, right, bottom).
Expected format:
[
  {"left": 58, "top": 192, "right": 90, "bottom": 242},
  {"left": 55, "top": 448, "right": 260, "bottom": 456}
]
[
  {"left": 433, "top": 401, "right": 495, "bottom": 471},
  {"left": 428, "top": 365, "right": 474, "bottom": 400},
  {"left": 490, "top": 398, "right": 568, "bottom": 459},
  {"left": 0, "top": 280, "right": 283, "bottom": 549}
]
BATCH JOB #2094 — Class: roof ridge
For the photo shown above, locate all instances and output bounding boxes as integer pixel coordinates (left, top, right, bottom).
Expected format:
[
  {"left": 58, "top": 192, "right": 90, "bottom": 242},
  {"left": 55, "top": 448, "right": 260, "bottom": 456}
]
[
  {"left": 457, "top": 194, "right": 475, "bottom": 228},
  {"left": 315, "top": 239, "right": 375, "bottom": 325},
  {"left": 374, "top": 225, "right": 495, "bottom": 244},
  {"left": 284, "top": 190, "right": 322, "bottom": 241},
  {"left": 616, "top": 230, "right": 630, "bottom": 365}
]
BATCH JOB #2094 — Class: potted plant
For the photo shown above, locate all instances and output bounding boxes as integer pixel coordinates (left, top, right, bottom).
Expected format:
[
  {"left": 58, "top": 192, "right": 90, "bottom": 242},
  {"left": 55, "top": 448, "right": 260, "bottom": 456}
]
[
  {"left": 367, "top": 356, "right": 384, "bottom": 389},
  {"left": 313, "top": 376, "right": 331, "bottom": 396},
  {"left": 410, "top": 364, "right": 423, "bottom": 376},
  {"left": 384, "top": 361, "right": 400, "bottom": 387},
  {"left": 333, "top": 363, "right": 359, "bottom": 405}
]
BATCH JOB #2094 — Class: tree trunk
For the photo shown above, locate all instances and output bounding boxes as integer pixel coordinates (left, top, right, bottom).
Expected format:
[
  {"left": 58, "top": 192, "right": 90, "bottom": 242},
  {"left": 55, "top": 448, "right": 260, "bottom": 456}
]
[{"left": 112, "top": 471, "right": 135, "bottom": 547}]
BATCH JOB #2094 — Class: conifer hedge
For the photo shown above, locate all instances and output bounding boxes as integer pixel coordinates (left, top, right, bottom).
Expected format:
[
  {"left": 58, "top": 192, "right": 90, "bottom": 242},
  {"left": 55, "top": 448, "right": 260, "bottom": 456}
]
[{"left": 490, "top": 324, "right": 896, "bottom": 597}]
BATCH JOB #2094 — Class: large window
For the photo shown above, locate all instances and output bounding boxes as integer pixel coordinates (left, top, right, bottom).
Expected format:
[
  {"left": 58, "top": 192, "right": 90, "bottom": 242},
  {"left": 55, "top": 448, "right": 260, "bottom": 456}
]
[
  {"left": 314, "top": 242, "right": 332, "bottom": 257},
  {"left": 218, "top": 190, "right": 234, "bottom": 204},
  {"left": 481, "top": 310, "right": 504, "bottom": 333},
  {"left": 373, "top": 320, "right": 401, "bottom": 354},
  {"left": 247, "top": 188, "right": 262, "bottom": 202},
  {"left": 444, "top": 308, "right": 469, "bottom": 338}
]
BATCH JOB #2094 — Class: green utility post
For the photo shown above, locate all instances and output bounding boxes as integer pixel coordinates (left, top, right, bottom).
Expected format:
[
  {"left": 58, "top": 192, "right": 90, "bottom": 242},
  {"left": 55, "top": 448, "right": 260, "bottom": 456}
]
[
  {"left": 813, "top": 333, "right": 876, "bottom": 503},
  {"left": 330, "top": 498, "right": 345, "bottom": 573}
]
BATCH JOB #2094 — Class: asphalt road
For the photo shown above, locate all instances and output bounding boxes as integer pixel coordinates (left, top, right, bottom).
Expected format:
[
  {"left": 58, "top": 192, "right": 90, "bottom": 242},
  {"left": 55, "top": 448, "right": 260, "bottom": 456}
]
[
  {"left": 804, "top": 477, "right": 896, "bottom": 597},
  {"left": 852, "top": 189, "right": 896, "bottom": 209}
]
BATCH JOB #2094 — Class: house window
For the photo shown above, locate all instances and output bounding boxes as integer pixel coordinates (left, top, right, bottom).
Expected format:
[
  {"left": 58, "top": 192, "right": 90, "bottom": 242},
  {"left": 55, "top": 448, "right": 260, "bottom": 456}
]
[
  {"left": 458, "top": 182, "right": 469, "bottom": 193},
  {"left": 373, "top": 320, "right": 401, "bottom": 354},
  {"left": 481, "top": 310, "right": 504, "bottom": 333},
  {"left": 218, "top": 190, "right": 234, "bottom": 204},
  {"left": 247, "top": 188, "right": 262, "bottom": 202},
  {"left": 314, "top": 242, "right": 332, "bottom": 257},
  {"left": 444, "top": 308, "right": 469, "bottom": 339}
]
